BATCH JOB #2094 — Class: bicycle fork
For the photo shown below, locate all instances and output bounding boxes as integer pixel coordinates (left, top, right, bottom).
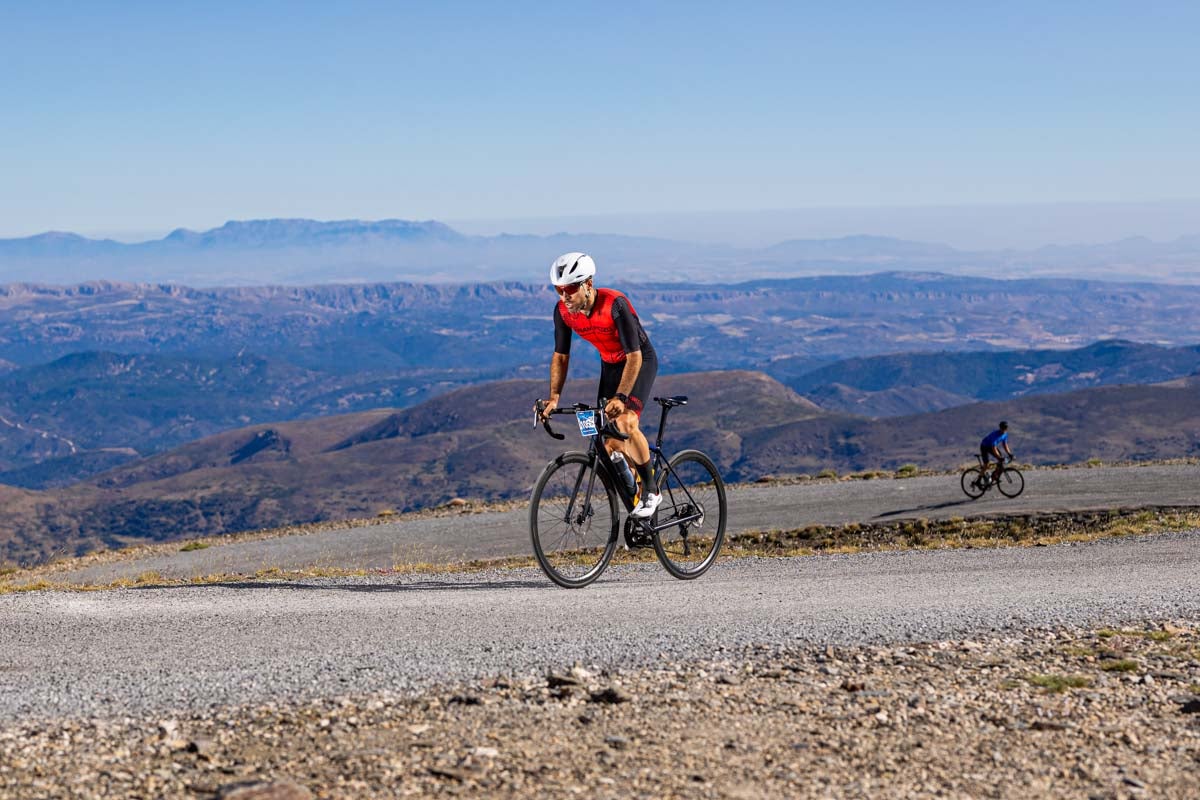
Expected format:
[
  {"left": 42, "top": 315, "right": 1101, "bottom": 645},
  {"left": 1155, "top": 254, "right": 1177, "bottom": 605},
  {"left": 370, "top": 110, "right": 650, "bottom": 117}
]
[{"left": 563, "top": 459, "right": 600, "bottom": 526}]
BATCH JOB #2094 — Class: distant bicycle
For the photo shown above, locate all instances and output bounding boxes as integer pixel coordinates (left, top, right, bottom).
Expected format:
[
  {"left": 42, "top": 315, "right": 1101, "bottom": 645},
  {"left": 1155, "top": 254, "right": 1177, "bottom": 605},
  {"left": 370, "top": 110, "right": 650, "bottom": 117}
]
[
  {"left": 961, "top": 454, "right": 1025, "bottom": 499},
  {"left": 530, "top": 396, "right": 728, "bottom": 588}
]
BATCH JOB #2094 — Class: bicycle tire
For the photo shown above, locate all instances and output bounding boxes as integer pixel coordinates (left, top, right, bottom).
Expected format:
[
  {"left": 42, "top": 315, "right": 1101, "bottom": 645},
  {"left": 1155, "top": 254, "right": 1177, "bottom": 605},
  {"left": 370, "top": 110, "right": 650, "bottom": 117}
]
[
  {"left": 651, "top": 449, "right": 727, "bottom": 580},
  {"left": 960, "top": 467, "right": 986, "bottom": 499},
  {"left": 997, "top": 467, "right": 1025, "bottom": 498},
  {"left": 530, "top": 452, "right": 620, "bottom": 588}
]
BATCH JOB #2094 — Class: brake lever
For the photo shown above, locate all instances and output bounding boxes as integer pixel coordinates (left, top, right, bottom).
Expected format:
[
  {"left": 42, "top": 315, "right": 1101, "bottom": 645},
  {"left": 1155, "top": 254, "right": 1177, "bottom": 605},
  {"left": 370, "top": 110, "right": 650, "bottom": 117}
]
[{"left": 534, "top": 400, "right": 565, "bottom": 440}]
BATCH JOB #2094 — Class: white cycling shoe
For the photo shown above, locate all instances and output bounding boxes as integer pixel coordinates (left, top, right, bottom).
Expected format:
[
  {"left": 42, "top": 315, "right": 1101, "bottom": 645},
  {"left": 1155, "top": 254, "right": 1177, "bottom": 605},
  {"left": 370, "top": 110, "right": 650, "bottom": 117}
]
[{"left": 630, "top": 492, "right": 662, "bottom": 519}]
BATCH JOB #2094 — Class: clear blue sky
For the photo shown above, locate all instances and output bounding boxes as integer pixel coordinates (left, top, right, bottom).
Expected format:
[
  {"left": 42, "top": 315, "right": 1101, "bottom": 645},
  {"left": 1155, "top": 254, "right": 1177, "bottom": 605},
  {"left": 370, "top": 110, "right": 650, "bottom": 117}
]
[{"left": 2, "top": 1, "right": 1198, "bottom": 242}]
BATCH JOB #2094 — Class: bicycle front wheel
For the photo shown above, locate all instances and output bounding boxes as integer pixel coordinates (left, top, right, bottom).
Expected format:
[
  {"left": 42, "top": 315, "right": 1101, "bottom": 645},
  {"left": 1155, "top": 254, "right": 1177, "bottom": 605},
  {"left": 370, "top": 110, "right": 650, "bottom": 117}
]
[
  {"left": 651, "top": 449, "right": 727, "bottom": 580},
  {"left": 997, "top": 467, "right": 1025, "bottom": 498},
  {"left": 530, "top": 452, "right": 619, "bottom": 588},
  {"left": 961, "top": 467, "right": 986, "bottom": 499}
]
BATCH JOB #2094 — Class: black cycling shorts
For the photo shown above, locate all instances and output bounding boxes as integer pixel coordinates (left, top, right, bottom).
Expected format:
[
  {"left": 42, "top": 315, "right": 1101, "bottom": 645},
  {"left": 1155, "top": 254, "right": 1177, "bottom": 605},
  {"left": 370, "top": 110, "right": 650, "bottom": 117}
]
[
  {"left": 980, "top": 445, "right": 999, "bottom": 464},
  {"left": 597, "top": 347, "right": 657, "bottom": 418}
]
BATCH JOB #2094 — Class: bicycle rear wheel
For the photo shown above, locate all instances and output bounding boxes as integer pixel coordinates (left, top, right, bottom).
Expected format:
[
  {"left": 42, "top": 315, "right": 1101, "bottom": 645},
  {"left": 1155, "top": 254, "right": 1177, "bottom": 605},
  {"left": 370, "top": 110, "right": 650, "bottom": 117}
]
[
  {"left": 997, "top": 467, "right": 1025, "bottom": 498},
  {"left": 530, "top": 452, "right": 619, "bottom": 588},
  {"left": 651, "top": 449, "right": 727, "bottom": 580},
  {"left": 960, "top": 467, "right": 986, "bottom": 499}
]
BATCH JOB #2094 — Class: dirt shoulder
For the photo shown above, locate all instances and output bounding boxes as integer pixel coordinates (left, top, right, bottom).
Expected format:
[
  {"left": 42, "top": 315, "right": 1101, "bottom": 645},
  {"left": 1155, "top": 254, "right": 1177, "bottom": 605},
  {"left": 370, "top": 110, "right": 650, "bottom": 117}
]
[{"left": 4, "top": 621, "right": 1198, "bottom": 799}]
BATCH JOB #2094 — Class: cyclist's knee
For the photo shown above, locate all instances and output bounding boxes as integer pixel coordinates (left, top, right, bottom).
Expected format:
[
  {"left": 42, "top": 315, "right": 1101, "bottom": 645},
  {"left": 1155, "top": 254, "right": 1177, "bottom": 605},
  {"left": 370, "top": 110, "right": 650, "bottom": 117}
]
[{"left": 615, "top": 410, "right": 640, "bottom": 434}]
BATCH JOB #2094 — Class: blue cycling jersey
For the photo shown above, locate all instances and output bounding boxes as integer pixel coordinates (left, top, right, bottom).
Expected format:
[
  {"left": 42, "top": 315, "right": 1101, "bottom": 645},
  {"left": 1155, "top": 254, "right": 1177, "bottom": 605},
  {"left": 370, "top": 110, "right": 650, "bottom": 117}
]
[{"left": 981, "top": 430, "right": 1008, "bottom": 449}]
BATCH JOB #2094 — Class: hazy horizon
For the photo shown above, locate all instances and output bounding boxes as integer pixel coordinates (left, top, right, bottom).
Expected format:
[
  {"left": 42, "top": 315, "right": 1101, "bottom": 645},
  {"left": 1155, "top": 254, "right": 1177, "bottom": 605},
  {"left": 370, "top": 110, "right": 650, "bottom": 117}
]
[
  {"left": 450, "top": 199, "right": 1200, "bottom": 251},
  {"left": 29, "top": 198, "right": 1200, "bottom": 253}
]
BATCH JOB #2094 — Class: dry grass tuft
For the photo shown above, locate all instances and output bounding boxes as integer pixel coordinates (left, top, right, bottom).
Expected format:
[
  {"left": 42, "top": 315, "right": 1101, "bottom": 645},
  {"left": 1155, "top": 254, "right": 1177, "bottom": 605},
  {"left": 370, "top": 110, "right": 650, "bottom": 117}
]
[{"left": 1024, "top": 673, "right": 1092, "bottom": 692}]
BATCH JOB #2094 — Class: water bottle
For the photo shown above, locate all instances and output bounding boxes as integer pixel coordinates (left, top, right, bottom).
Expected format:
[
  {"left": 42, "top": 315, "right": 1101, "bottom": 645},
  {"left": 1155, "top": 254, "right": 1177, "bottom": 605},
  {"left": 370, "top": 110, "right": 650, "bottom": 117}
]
[{"left": 611, "top": 451, "right": 637, "bottom": 497}]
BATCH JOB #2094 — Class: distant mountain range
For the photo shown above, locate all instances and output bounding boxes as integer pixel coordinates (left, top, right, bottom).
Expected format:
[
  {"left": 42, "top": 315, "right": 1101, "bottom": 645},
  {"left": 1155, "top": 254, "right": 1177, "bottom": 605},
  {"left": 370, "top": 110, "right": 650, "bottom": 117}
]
[
  {"left": 3, "top": 370, "right": 1198, "bottom": 565},
  {"left": 0, "top": 219, "right": 730, "bottom": 285},
  {"left": 2, "top": 218, "right": 1199, "bottom": 285}
]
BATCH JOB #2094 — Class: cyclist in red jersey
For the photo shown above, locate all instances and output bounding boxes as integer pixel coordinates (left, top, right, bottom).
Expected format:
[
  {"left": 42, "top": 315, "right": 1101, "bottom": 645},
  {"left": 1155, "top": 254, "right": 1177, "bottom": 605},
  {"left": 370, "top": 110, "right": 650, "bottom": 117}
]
[{"left": 535, "top": 252, "right": 661, "bottom": 519}]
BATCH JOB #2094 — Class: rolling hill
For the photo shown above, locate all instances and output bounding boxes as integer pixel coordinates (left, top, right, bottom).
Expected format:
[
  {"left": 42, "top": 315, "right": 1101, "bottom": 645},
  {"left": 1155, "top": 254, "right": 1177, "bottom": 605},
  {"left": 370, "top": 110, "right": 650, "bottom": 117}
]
[
  {"left": 2, "top": 371, "right": 1198, "bottom": 566},
  {"left": 737, "top": 375, "right": 1200, "bottom": 477},
  {"left": 787, "top": 340, "right": 1200, "bottom": 413},
  {"left": 0, "top": 371, "right": 818, "bottom": 563},
  {"left": 0, "top": 351, "right": 480, "bottom": 487}
]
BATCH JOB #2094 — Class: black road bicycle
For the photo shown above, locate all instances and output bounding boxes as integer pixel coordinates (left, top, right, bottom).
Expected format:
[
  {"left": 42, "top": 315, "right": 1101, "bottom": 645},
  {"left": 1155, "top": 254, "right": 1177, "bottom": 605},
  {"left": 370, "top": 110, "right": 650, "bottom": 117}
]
[
  {"left": 961, "top": 454, "right": 1025, "bottom": 499},
  {"left": 530, "top": 396, "right": 728, "bottom": 588}
]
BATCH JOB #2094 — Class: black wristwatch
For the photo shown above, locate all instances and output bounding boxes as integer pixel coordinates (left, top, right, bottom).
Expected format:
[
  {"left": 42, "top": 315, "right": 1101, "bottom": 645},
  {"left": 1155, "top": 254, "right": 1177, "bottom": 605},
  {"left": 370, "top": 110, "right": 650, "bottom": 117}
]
[{"left": 613, "top": 392, "right": 628, "bottom": 403}]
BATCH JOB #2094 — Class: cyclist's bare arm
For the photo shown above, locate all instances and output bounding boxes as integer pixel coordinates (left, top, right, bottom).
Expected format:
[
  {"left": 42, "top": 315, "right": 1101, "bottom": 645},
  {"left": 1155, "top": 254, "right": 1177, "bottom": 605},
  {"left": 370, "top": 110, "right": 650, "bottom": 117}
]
[
  {"left": 538, "top": 352, "right": 569, "bottom": 419},
  {"left": 604, "top": 352, "right": 643, "bottom": 422},
  {"left": 549, "top": 352, "right": 569, "bottom": 400},
  {"left": 616, "top": 351, "right": 642, "bottom": 397}
]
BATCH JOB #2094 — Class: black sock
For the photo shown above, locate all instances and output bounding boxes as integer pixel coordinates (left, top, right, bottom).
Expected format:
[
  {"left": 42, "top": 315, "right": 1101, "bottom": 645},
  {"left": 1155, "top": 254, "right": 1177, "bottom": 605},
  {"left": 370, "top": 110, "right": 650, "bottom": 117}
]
[{"left": 634, "top": 460, "right": 654, "bottom": 492}]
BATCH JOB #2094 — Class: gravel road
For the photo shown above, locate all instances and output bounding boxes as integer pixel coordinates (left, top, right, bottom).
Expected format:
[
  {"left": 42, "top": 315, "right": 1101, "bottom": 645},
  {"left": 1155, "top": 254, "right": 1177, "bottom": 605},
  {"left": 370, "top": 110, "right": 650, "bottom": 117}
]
[
  {"left": 3, "top": 530, "right": 1198, "bottom": 720},
  {"left": 52, "top": 462, "right": 1200, "bottom": 584}
]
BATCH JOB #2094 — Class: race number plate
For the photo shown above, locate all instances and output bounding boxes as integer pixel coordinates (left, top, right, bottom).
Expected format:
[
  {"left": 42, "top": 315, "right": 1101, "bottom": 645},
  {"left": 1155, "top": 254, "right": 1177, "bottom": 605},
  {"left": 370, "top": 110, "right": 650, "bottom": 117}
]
[{"left": 575, "top": 410, "right": 598, "bottom": 437}]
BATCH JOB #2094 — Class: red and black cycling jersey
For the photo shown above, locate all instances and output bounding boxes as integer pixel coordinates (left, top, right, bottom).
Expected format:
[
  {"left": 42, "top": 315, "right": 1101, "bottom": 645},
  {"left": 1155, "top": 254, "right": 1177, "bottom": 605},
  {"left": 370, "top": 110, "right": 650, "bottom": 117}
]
[{"left": 554, "top": 288, "right": 654, "bottom": 364}]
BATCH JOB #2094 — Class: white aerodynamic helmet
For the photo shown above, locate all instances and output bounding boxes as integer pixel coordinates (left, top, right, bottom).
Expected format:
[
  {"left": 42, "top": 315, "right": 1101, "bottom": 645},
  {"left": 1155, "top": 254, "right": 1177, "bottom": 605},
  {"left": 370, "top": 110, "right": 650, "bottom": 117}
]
[{"left": 550, "top": 252, "right": 596, "bottom": 287}]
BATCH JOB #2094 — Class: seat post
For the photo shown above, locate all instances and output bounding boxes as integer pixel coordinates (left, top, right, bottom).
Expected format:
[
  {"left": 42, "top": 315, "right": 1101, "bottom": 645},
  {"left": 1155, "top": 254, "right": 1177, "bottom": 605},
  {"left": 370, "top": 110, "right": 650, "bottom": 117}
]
[{"left": 655, "top": 403, "right": 670, "bottom": 449}]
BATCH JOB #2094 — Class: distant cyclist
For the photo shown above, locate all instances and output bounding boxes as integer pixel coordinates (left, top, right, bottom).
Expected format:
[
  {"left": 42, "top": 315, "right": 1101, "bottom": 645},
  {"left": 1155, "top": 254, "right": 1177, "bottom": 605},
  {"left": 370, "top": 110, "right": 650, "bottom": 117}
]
[
  {"left": 535, "top": 252, "right": 661, "bottom": 519},
  {"left": 980, "top": 421, "right": 1014, "bottom": 484}
]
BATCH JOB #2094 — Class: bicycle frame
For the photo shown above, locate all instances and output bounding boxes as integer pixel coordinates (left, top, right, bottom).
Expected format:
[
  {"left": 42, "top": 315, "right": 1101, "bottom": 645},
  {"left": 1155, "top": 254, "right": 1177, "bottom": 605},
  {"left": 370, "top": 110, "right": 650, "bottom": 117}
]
[
  {"left": 542, "top": 401, "right": 705, "bottom": 534},
  {"left": 975, "top": 453, "right": 1008, "bottom": 473}
]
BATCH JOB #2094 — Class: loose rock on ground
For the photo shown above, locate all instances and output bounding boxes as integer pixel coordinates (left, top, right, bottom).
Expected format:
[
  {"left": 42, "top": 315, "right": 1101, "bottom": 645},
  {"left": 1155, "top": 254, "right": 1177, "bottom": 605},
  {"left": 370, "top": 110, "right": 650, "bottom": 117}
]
[{"left": 2, "top": 621, "right": 1198, "bottom": 799}]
